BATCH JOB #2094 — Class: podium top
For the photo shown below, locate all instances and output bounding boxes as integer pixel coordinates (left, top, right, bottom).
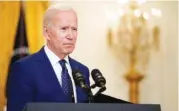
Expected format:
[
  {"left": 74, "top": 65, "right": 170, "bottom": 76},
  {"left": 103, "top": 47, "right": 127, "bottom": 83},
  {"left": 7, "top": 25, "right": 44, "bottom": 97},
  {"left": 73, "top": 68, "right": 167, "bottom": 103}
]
[
  {"left": 24, "top": 94, "right": 161, "bottom": 111},
  {"left": 93, "top": 94, "right": 131, "bottom": 103},
  {"left": 24, "top": 103, "right": 161, "bottom": 111}
]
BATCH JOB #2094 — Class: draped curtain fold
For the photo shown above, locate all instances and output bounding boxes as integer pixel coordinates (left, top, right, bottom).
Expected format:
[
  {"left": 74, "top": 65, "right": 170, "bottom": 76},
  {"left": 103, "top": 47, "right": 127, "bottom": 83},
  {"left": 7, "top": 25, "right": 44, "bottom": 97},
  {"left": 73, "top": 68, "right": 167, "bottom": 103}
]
[
  {"left": 24, "top": 1, "right": 49, "bottom": 54},
  {"left": 0, "top": 2, "right": 20, "bottom": 110},
  {"left": 0, "top": 1, "right": 49, "bottom": 110}
]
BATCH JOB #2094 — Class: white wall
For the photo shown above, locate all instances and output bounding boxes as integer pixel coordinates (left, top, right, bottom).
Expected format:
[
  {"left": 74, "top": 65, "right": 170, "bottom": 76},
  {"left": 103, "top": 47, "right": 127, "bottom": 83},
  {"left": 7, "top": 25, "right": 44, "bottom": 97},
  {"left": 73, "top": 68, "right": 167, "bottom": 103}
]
[{"left": 51, "top": 1, "right": 178, "bottom": 111}]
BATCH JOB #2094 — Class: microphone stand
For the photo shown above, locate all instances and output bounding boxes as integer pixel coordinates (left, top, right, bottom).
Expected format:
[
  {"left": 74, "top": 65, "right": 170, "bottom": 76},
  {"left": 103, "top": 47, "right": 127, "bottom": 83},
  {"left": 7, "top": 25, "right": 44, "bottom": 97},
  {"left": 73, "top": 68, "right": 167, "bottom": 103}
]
[
  {"left": 81, "top": 84, "right": 93, "bottom": 103},
  {"left": 87, "top": 87, "right": 93, "bottom": 103},
  {"left": 90, "top": 84, "right": 106, "bottom": 96},
  {"left": 95, "top": 86, "right": 106, "bottom": 95}
]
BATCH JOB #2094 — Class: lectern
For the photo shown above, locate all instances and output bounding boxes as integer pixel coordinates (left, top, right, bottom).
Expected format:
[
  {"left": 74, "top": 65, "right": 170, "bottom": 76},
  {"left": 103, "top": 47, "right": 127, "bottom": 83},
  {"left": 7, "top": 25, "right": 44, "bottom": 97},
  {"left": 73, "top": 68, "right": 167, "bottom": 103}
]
[{"left": 23, "top": 94, "right": 161, "bottom": 111}]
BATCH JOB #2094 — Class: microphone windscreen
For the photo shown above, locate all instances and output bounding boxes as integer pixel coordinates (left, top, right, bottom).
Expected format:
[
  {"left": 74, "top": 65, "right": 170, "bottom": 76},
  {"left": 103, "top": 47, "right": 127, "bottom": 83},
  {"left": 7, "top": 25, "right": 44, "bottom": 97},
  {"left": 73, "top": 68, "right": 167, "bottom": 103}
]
[
  {"left": 91, "top": 69, "right": 106, "bottom": 87},
  {"left": 72, "top": 70, "right": 85, "bottom": 86},
  {"left": 91, "top": 69, "right": 101, "bottom": 79}
]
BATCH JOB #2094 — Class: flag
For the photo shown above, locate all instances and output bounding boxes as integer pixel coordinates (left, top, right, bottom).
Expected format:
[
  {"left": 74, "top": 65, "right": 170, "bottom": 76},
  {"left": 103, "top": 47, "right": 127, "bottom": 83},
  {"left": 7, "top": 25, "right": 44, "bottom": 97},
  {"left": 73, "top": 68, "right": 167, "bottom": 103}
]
[
  {"left": 0, "top": 2, "right": 20, "bottom": 109},
  {"left": 5, "top": 3, "right": 29, "bottom": 99},
  {"left": 9, "top": 4, "right": 29, "bottom": 67}
]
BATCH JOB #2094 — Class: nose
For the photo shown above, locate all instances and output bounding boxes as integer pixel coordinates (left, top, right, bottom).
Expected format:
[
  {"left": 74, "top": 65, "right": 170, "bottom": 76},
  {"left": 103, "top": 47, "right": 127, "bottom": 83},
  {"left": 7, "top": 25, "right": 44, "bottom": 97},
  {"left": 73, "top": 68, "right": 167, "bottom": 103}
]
[{"left": 67, "top": 29, "right": 73, "bottom": 39}]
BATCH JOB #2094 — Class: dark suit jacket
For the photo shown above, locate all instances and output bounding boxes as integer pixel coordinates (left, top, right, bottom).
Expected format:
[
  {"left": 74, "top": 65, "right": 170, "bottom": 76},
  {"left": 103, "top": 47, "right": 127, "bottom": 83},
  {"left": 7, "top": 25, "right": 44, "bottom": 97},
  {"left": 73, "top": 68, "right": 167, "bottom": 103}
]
[{"left": 6, "top": 47, "right": 90, "bottom": 111}]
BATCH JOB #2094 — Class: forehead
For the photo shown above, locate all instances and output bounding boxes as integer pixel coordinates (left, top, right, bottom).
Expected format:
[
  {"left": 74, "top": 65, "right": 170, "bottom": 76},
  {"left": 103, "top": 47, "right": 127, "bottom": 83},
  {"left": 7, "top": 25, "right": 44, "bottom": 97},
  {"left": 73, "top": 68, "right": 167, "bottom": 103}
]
[{"left": 52, "top": 10, "right": 78, "bottom": 26}]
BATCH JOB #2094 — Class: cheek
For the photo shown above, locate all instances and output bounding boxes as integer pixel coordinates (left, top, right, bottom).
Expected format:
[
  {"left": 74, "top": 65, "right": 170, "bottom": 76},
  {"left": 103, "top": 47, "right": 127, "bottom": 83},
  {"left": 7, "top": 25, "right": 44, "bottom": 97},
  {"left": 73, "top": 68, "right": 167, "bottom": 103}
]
[
  {"left": 73, "top": 32, "right": 78, "bottom": 41},
  {"left": 74, "top": 37, "right": 77, "bottom": 43},
  {"left": 53, "top": 31, "right": 63, "bottom": 41},
  {"left": 50, "top": 32, "right": 63, "bottom": 45},
  {"left": 57, "top": 31, "right": 67, "bottom": 40}
]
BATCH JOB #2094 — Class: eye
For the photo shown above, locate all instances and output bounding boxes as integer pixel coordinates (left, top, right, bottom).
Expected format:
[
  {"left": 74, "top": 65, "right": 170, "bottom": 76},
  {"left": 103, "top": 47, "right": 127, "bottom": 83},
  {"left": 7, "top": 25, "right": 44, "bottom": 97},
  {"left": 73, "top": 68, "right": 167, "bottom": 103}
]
[
  {"left": 61, "top": 27, "right": 67, "bottom": 31},
  {"left": 72, "top": 27, "right": 77, "bottom": 31}
]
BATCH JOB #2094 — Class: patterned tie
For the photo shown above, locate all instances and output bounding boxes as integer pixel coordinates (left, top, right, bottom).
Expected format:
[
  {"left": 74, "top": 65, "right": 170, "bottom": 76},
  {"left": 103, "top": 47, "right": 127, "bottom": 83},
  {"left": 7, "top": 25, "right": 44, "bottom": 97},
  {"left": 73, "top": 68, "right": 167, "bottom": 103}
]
[{"left": 59, "top": 59, "right": 74, "bottom": 102}]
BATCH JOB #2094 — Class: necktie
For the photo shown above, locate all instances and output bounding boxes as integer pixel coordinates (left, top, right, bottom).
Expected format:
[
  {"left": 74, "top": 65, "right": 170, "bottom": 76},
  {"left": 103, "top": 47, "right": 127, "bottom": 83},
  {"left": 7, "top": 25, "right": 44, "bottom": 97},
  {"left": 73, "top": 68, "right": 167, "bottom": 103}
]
[{"left": 59, "top": 59, "right": 74, "bottom": 102}]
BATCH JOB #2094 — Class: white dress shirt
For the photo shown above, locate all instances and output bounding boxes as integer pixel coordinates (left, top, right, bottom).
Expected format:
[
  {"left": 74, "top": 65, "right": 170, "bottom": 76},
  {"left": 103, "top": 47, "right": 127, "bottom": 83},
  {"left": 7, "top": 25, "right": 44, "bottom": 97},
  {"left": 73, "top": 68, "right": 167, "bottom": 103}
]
[{"left": 44, "top": 46, "right": 77, "bottom": 103}]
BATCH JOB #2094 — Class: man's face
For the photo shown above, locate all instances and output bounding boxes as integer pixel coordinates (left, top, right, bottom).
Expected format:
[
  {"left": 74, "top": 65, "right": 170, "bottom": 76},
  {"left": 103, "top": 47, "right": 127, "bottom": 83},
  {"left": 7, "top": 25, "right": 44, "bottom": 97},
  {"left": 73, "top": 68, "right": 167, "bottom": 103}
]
[{"left": 45, "top": 10, "right": 78, "bottom": 56}]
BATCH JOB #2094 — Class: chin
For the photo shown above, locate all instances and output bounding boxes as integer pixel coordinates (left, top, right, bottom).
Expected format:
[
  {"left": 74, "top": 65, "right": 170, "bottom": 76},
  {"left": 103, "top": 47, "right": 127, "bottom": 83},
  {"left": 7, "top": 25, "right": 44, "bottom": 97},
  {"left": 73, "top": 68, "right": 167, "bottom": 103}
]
[
  {"left": 63, "top": 47, "right": 75, "bottom": 54},
  {"left": 64, "top": 49, "right": 74, "bottom": 55}
]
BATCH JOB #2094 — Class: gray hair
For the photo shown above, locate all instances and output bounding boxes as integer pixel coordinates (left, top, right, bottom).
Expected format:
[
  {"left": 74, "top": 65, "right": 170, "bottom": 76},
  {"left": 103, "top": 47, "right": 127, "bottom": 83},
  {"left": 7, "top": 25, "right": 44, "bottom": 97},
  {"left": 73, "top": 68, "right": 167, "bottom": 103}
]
[{"left": 43, "top": 4, "right": 76, "bottom": 27}]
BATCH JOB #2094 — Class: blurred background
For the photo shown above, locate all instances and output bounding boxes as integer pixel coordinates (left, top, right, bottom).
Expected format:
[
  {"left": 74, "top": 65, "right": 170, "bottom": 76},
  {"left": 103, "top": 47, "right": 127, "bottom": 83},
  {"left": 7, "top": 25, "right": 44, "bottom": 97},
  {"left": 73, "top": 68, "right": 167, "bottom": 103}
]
[{"left": 0, "top": 0, "right": 178, "bottom": 111}]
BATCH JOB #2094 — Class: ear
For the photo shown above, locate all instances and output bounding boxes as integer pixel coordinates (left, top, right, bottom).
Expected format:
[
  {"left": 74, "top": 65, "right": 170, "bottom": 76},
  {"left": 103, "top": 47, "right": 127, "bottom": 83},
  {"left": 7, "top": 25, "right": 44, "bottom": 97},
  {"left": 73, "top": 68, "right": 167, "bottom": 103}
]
[{"left": 43, "top": 25, "right": 51, "bottom": 40}]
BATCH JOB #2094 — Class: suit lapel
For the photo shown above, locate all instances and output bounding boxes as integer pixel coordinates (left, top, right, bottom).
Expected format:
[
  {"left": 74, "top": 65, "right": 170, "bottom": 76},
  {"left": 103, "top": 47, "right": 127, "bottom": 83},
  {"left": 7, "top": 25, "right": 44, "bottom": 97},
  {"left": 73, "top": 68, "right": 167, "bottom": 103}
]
[
  {"left": 69, "top": 57, "right": 79, "bottom": 71},
  {"left": 35, "top": 48, "right": 88, "bottom": 102},
  {"left": 35, "top": 47, "right": 66, "bottom": 100},
  {"left": 69, "top": 57, "right": 88, "bottom": 102}
]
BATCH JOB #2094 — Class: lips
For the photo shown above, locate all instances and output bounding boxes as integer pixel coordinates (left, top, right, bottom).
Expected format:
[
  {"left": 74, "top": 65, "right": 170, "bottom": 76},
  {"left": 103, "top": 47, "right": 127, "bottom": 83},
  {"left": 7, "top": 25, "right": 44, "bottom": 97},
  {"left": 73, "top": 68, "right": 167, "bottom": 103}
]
[
  {"left": 63, "top": 43, "right": 74, "bottom": 46},
  {"left": 64, "top": 43, "right": 73, "bottom": 45}
]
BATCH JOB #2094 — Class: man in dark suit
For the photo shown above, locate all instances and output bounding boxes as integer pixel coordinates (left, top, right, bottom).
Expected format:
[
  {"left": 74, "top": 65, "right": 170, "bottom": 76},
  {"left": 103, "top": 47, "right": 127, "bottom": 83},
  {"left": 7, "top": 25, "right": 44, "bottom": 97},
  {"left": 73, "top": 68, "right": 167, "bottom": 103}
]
[{"left": 6, "top": 4, "right": 90, "bottom": 111}]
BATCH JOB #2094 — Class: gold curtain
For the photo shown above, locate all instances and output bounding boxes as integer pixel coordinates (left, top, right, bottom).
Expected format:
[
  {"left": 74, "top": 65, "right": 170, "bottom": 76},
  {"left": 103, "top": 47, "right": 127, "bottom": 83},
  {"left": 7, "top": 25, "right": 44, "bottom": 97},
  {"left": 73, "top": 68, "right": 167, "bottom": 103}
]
[
  {"left": 24, "top": 1, "right": 49, "bottom": 54},
  {"left": 0, "top": 1, "right": 20, "bottom": 110},
  {"left": 0, "top": 1, "right": 49, "bottom": 110}
]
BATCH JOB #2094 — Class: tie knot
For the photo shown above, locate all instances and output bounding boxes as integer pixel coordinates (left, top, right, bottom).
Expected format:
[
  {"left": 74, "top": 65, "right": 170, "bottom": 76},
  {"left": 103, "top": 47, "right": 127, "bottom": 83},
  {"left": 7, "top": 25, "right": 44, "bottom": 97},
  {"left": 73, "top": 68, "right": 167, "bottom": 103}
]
[{"left": 59, "top": 59, "right": 66, "bottom": 67}]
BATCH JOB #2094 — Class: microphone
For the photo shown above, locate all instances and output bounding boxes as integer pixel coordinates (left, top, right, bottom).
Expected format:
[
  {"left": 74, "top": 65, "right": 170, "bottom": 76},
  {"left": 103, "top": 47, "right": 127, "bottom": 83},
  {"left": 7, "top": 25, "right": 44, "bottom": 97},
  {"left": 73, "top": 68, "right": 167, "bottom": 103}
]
[
  {"left": 72, "top": 69, "right": 93, "bottom": 102},
  {"left": 72, "top": 70, "right": 88, "bottom": 90},
  {"left": 91, "top": 69, "right": 106, "bottom": 88}
]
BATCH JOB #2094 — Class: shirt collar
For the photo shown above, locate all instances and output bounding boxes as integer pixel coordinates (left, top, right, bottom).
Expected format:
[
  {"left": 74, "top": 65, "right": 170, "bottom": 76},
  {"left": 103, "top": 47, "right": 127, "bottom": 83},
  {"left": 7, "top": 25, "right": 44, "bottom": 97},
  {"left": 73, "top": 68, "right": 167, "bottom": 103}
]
[{"left": 44, "top": 45, "right": 70, "bottom": 66}]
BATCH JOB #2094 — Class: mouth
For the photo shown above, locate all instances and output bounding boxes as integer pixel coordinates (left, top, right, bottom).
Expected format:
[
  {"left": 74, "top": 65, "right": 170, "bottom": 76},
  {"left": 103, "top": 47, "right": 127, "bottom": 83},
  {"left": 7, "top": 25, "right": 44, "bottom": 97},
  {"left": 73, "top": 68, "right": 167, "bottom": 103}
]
[{"left": 63, "top": 43, "right": 74, "bottom": 47}]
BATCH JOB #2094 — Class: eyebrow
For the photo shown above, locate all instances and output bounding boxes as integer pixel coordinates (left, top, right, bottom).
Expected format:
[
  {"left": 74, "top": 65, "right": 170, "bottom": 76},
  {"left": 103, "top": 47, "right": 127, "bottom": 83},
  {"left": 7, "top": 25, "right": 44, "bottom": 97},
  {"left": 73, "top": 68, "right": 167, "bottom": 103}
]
[{"left": 60, "top": 26, "right": 77, "bottom": 28}]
